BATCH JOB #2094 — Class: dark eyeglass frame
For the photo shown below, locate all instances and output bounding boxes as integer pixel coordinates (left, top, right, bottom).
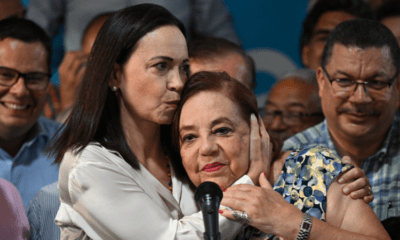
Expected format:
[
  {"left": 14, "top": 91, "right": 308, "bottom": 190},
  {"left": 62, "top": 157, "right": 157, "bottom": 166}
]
[
  {"left": 0, "top": 66, "right": 51, "bottom": 91},
  {"left": 263, "top": 109, "right": 324, "bottom": 126},
  {"left": 321, "top": 65, "right": 398, "bottom": 94}
]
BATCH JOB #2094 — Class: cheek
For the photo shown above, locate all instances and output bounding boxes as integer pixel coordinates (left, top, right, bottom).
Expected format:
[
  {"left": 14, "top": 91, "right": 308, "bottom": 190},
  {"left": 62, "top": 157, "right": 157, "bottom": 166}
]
[
  {"left": 180, "top": 147, "right": 201, "bottom": 185},
  {"left": 229, "top": 136, "right": 250, "bottom": 176}
]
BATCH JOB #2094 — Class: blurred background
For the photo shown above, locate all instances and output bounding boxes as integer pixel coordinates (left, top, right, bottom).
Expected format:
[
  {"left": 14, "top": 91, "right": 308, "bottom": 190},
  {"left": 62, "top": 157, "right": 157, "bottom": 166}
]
[{"left": 21, "top": 0, "right": 310, "bottom": 95}]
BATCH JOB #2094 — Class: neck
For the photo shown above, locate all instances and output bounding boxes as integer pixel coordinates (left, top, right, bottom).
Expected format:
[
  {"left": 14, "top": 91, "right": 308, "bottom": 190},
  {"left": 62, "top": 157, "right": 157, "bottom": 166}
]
[
  {"left": 328, "top": 128, "right": 387, "bottom": 167},
  {"left": 0, "top": 129, "right": 29, "bottom": 157}
]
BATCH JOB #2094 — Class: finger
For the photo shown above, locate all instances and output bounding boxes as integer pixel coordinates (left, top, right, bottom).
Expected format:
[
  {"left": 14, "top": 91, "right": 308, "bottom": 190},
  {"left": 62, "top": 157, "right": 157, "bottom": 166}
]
[
  {"left": 349, "top": 186, "right": 371, "bottom": 200},
  {"left": 71, "top": 56, "right": 88, "bottom": 76},
  {"left": 342, "top": 177, "right": 369, "bottom": 196},
  {"left": 249, "top": 113, "right": 261, "bottom": 163},
  {"left": 341, "top": 156, "right": 351, "bottom": 164},
  {"left": 338, "top": 167, "right": 366, "bottom": 184},
  {"left": 218, "top": 208, "right": 250, "bottom": 224},
  {"left": 363, "top": 194, "right": 374, "bottom": 204},
  {"left": 259, "top": 172, "right": 272, "bottom": 190}
]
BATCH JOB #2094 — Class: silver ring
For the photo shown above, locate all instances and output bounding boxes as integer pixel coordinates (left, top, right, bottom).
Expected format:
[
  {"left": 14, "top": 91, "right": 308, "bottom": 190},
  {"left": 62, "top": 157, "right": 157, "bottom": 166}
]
[
  {"left": 368, "top": 186, "right": 373, "bottom": 195},
  {"left": 232, "top": 210, "right": 250, "bottom": 224}
]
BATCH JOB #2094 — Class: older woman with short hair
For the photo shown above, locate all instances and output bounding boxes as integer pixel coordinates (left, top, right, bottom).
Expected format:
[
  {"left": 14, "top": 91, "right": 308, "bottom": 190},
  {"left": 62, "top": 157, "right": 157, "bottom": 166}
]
[{"left": 171, "top": 71, "right": 390, "bottom": 240}]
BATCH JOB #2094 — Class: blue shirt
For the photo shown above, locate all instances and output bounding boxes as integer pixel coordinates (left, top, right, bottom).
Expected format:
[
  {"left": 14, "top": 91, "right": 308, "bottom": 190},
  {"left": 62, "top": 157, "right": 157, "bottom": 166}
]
[
  {"left": 27, "top": 181, "right": 60, "bottom": 240},
  {"left": 0, "top": 116, "right": 61, "bottom": 209},
  {"left": 283, "top": 116, "right": 400, "bottom": 220}
]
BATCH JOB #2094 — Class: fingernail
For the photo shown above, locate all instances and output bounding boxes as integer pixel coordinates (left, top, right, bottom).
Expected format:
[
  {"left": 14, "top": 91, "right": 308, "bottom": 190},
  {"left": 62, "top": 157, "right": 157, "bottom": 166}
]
[
  {"left": 223, "top": 189, "right": 227, "bottom": 192},
  {"left": 219, "top": 210, "right": 223, "bottom": 214},
  {"left": 338, "top": 178, "right": 343, "bottom": 183},
  {"left": 264, "top": 172, "right": 267, "bottom": 177},
  {"left": 344, "top": 188, "right": 349, "bottom": 194},
  {"left": 352, "top": 192, "right": 357, "bottom": 197},
  {"left": 251, "top": 114, "right": 256, "bottom": 121},
  {"left": 220, "top": 186, "right": 224, "bottom": 190}
]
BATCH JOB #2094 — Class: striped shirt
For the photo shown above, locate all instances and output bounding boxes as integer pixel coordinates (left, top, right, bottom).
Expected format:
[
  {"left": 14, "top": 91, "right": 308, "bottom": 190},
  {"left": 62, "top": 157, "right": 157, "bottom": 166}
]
[
  {"left": 282, "top": 116, "right": 400, "bottom": 221},
  {"left": 27, "top": 182, "right": 60, "bottom": 240}
]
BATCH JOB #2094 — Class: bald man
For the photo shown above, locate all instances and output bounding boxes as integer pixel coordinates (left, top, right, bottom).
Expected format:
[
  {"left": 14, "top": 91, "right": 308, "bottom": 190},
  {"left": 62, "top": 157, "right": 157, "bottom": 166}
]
[{"left": 263, "top": 69, "right": 324, "bottom": 141}]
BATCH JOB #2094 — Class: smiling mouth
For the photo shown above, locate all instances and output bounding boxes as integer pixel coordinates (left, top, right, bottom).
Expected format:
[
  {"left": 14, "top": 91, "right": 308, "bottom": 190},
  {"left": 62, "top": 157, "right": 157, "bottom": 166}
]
[
  {"left": 2, "top": 102, "right": 30, "bottom": 110},
  {"left": 202, "top": 162, "right": 225, "bottom": 172}
]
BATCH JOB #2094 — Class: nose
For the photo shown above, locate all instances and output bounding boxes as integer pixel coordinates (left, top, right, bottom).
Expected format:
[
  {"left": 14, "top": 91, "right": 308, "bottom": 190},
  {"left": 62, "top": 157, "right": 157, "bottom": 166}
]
[
  {"left": 167, "top": 68, "right": 185, "bottom": 93},
  {"left": 8, "top": 76, "right": 29, "bottom": 97},
  {"left": 199, "top": 136, "right": 218, "bottom": 157},
  {"left": 348, "top": 83, "right": 373, "bottom": 103}
]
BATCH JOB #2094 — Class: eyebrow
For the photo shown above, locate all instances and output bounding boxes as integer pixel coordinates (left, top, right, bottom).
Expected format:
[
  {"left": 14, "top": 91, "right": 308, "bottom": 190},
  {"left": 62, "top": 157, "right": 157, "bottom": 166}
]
[
  {"left": 179, "top": 117, "right": 235, "bottom": 133},
  {"left": 150, "top": 56, "right": 190, "bottom": 64},
  {"left": 312, "top": 29, "right": 331, "bottom": 38},
  {"left": 334, "top": 70, "right": 390, "bottom": 80}
]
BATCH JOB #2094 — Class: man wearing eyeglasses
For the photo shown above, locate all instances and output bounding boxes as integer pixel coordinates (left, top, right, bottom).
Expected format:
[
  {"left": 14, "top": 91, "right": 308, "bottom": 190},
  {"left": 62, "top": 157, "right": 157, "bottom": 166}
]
[
  {"left": 263, "top": 68, "right": 324, "bottom": 141},
  {"left": 283, "top": 19, "right": 400, "bottom": 221},
  {"left": 0, "top": 18, "right": 60, "bottom": 209}
]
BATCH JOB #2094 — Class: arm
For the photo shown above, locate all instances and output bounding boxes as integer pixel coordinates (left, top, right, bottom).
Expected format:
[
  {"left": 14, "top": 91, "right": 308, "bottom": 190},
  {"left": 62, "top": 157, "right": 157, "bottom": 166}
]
[
  {"left": 221, "top": 167, "right": 390, "bottom": 240},
  {"left": 191, "top": 0, "right": 241, "bottom": 44},
  {"left": 59, "top": 149, "right": 243, "bottom": 240}
]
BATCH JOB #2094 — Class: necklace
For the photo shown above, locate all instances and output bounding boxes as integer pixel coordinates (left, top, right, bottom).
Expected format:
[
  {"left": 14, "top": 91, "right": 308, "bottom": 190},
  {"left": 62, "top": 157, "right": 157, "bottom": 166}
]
[{"left": 165, "top": 155, "right": 172, "bottom": 193}]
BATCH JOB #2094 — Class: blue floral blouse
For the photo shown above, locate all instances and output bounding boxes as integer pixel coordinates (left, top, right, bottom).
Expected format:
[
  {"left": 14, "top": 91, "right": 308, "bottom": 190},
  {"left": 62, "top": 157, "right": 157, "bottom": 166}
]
[{"left": 235, "top": 146, "right": 352, "bottom": 240}]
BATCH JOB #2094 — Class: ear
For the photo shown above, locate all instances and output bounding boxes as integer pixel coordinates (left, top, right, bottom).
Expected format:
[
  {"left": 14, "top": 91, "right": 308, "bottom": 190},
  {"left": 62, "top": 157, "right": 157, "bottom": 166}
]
[
  {"left": 301, "top": 45, "right": 310, "bottom": 67},
  {"left": 316, "top": 67, "right": 325, "bottom": 98},
  {"left": 109, "top": 63, "right": 122, "bottom": 89}
]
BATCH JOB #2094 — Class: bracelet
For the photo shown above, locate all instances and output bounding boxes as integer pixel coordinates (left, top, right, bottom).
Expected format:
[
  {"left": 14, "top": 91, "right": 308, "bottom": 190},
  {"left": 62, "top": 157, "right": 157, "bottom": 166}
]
[{"left": 296, "top": 212, "right": 313, "bottom": 240}]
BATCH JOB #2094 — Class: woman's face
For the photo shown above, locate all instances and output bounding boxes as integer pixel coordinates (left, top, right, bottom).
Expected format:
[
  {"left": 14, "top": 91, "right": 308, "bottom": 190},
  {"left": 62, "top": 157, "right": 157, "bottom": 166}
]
[
  {"left": 179, "top": 91, "right": 250, "bottom": 187},
  {"left": 112, "top": 25, "right": 189, "bottom": 125}
]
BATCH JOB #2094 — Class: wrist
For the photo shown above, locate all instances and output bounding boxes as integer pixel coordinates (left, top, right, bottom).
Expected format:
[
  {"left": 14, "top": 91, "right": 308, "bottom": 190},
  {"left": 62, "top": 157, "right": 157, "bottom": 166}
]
[{"left": 295, "top": 212, "right": 313, "bottom": 240}]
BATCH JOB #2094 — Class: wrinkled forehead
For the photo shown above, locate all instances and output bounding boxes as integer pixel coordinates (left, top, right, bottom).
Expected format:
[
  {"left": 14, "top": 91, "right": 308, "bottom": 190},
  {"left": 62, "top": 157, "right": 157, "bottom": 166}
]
[{"left": 328, "top": 44, "right": 397, "bottom": 74}]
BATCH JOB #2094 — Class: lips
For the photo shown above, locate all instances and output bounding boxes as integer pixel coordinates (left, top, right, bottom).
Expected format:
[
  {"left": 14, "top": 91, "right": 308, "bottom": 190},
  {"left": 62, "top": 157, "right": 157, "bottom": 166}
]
[
  {"left": 166, "top": 100, "right": 180, "bottom": 108},
  {"left": 202, "top": 162, "right": 225, "bottom": 172},
  {"left": 2, "top": 102, "right": 30, "bottom": 110}
]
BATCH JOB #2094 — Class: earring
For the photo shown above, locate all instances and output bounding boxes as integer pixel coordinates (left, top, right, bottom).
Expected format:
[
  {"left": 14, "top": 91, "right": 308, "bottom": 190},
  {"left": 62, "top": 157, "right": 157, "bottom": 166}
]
[{"left": 111, "top": 86, "right": 117, "bottom": 92}]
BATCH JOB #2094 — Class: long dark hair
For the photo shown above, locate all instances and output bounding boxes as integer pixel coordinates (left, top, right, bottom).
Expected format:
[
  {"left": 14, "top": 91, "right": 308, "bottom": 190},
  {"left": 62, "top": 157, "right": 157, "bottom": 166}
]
[
  {"left": 170, "top": 71, "right": 282, "bottom": 178},
  {"left": 48, "top": 4, "right": 186, "bottom": 170}
]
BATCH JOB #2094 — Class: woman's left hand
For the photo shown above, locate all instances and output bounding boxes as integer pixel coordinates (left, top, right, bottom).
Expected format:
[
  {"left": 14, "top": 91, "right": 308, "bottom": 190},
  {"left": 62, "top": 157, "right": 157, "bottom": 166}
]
[
  {"left": 246, "top": 114, "right": 273, "bottom": 186},
  {"left": 219, "top": 173, "right": 303, "bottom": 239},
  {"left": 337, "top": 156, "right": 374, "bottom": 204}
]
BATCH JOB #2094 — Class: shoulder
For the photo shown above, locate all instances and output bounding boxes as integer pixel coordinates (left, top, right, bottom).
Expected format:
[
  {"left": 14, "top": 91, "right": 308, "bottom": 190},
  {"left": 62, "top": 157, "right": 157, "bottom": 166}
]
[
  {"left": 282, "top": 121, "right": 327, "bottom": 151},
  {"left": 0, "top": 178, "right": 20, "bottom": 200},
  {"left": 37, "top": 116, "right": 62, "bottom": 137}
]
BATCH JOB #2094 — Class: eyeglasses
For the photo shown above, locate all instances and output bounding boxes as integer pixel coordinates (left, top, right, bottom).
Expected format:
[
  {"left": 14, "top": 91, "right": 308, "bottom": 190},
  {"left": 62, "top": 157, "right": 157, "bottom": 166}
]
[
  {"left": 321, "top": 66, "right": 397, "bottom": 97},
  {"left": 263, "top": 110, "right": 324, "bottom": 126},
  {"left": 0, "top": 66, "right": 51, "bottom": 91}
]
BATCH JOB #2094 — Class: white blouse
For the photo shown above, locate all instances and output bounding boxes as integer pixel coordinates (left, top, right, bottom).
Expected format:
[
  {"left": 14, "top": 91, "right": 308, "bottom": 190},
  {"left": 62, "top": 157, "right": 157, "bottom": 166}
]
[{"left": 55, "top": 143, "right": 252, "bottom": 239}]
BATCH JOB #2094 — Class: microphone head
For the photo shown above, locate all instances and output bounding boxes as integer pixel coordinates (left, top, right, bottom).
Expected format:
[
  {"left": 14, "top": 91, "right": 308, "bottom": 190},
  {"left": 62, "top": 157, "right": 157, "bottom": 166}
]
[{"left": 195, "top": 181, "right": 223, "bottom": 203}]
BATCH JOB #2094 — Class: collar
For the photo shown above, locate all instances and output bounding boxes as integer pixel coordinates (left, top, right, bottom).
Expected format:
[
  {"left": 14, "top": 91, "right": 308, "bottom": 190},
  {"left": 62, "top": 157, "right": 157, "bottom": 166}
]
[
  {"left": 324, "top": 113, "right": 399, "bottom": 163},
  {"left": 22, "top": 117, "right": 52, "bottom": 148}
]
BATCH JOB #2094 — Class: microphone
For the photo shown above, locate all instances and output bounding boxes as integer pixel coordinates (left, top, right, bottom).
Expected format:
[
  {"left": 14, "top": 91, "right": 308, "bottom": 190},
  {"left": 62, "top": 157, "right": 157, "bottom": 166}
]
[{"left": 195, "top": 181, "right": 223, "bottom": 240}]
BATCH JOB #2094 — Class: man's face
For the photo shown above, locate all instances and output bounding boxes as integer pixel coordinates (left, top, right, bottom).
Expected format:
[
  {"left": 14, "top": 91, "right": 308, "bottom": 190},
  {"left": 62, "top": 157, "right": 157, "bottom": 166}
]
[
  {"left": 302, "top": 11, "right": 356, "bottom": 70},
  {"left": 0, "top": 38, "right": 49, "bottom": 138},
  {"left": 381, "top": 16, "right": 400, "bottom": 46},
  {"left": 263, "top": 78, "right": 322, "bottom": 140},
  {"left": 317, "top": 44, "right": 399, "bottom": 142},
  {"left": 190, "top": 53, "right": 251, "bottom": 89}
]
